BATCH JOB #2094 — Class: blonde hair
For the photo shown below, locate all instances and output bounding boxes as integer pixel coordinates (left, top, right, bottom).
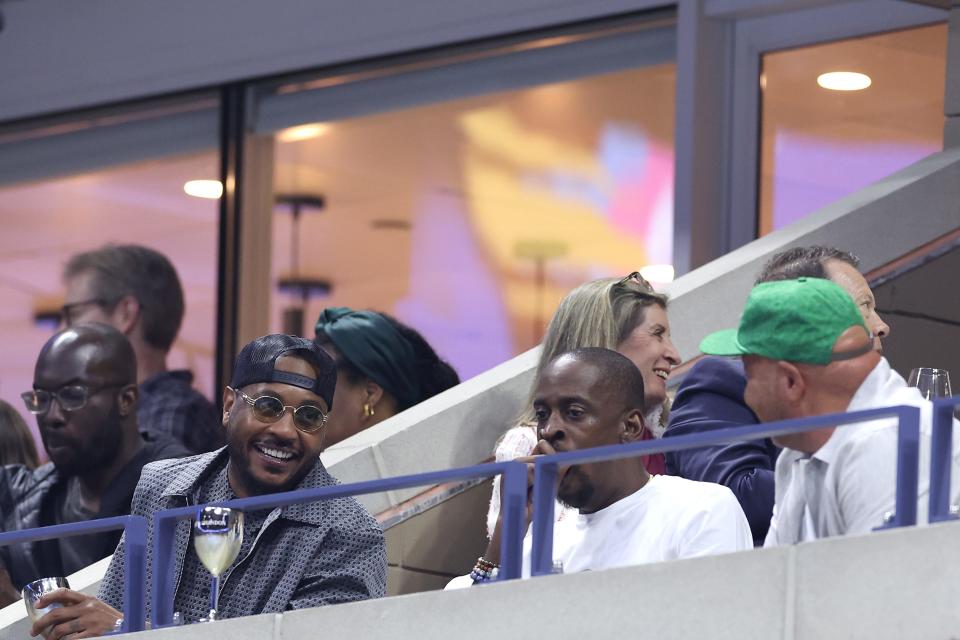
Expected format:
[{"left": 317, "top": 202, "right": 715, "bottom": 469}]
[{"left": 520, "top": 274, "right": 668, "bottom": 422}]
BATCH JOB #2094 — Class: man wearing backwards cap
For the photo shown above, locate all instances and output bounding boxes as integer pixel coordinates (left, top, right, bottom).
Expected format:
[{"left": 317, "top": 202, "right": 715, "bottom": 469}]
[
  {"left": 31, "top": 335, "right": 387, "bottom": 638},
  {"left": 700, "top": 278, "right": 960, "bottom": 546}
]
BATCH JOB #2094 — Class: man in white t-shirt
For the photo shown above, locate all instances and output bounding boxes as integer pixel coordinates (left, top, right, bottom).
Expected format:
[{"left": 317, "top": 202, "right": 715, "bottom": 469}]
[{"left": 448, "top": 348, "right": 752, "bottom": 588}]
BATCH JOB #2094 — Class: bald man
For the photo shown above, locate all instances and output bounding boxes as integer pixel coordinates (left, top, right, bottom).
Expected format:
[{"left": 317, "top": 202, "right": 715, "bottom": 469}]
[
  {"left": 700, "top": 278, "right": 960, "bottom": 544},
  {"left": 0, "top": 324, "right": 188, "bottom": 605}
]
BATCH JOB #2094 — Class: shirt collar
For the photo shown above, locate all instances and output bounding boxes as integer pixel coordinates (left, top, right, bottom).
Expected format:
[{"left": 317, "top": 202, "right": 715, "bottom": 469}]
[
  {"left": 159, "top": 448, "right": 338, "bottom": 527},
  {"left": 813, "top": 357, "right": 897, "bottom": 465}
]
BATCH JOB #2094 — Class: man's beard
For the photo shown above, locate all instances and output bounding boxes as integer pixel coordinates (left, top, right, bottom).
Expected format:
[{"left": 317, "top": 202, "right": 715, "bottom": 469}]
[
  {"left": 557, "top": 464, "right": 595, "bottom": 511},
  {"left": 51, "top": 405, "right": 124, "bottom": 477}
]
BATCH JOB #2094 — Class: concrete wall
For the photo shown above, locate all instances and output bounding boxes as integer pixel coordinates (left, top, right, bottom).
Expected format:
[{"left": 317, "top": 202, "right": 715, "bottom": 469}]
[
  {"left": 114, "top": 520, "right": 960, "bottom": 639},
  {"left": 0, "top": 0, "right": 667, "bottom": 122}
]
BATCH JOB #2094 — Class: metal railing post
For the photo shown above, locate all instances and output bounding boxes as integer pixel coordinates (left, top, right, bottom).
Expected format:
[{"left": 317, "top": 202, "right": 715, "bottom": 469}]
[
  {"left": 530, "top": 461, "right": 558, "bottom": 577},
  {"left": 498, "top": 462, "right": 527, "bottom": 580},
  {"left": 120, "top": 515, "right": 148, "bottom": 633},
  {"left": 891, "top": 405, "right": 921, "bottom": 527},
  {"left": 929, "top": 397, "right": 960, "bottom": 522},
  {"left": 151, "top": 514, "right": 181, "bottom": 628}
]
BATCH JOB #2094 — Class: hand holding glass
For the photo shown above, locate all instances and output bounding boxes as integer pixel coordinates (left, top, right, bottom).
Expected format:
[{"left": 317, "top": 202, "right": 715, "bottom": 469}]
[
  {"left": 22, "top": 576, "right": 69, "bottom": 624},
  {"left": 194, "top": 506, "right": 243, "bottom": 622}
]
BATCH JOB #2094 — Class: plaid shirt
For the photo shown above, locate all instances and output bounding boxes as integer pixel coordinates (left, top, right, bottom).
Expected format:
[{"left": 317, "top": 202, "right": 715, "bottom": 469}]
[
  {"left": 98, "top": 449, "right": 387, "bottom": 622},
  {"left": 138, "top": 370, "right": 222, "bottom": 454}
]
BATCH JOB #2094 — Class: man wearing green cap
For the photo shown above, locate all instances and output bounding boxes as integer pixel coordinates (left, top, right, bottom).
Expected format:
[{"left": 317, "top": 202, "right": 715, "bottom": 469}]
[{"left": 701, "top": 277, "right": 960, "bottom": 545}]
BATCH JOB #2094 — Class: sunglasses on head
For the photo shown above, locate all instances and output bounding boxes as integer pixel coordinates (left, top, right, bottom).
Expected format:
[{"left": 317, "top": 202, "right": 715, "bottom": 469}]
[
  {"left": 230, "top": 387, "right": 327, "bottom": 433},
  {"left": 616, "top": 271, "right": 655, "bottom": 292}
]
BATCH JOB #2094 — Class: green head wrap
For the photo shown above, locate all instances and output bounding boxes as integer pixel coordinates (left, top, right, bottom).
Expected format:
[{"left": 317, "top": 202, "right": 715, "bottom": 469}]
[{"left": 315, "top": 307, "right": 422, "bottom": 409}]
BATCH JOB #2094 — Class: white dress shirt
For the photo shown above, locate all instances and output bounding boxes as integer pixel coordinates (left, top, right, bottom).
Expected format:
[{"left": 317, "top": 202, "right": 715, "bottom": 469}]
[{"left": 765, "top": 358, "right": 960, "bottom": 546}]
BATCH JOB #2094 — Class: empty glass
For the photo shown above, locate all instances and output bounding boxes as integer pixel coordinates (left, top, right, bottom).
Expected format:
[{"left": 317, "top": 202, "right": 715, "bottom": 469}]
[
  {"left": 907, "top": 368, "right": 952, "bottom": 400},
  {"left": 22, "top": 576, "right": 70, "bottom": 624}
]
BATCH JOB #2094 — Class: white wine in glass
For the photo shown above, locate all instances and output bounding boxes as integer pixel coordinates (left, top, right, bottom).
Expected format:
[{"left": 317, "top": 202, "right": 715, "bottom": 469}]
[{"left": 194, "top": 506, "right": 243, "bottom": 621}]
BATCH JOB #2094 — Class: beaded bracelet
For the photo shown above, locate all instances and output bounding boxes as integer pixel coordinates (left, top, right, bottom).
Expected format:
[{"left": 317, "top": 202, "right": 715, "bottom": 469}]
[{"left": 470, "top": 556, "right": 499, "bottom": 584}]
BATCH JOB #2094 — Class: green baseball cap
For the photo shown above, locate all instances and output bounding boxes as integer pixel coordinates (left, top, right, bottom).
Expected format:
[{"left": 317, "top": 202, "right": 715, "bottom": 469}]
[{"left": 699, "top": 277, "right": 869, "bottom": 365}]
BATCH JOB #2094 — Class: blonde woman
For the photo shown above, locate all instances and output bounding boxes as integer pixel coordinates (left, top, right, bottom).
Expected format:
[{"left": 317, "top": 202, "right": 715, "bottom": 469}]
[{"left": 486, "top": 272, "right": 680, "bottom": 536}]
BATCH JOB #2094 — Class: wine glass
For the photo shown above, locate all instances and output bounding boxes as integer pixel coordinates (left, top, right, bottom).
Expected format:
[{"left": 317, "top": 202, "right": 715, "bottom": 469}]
[
  {"left": 907, "top": 368, "right": 952, "bottom": 400},
  {"left": 22, "top": 576, "right": 70, "bottom": 626},
  {"left": 193, "top": 506, "right": 243, "bottom": 622}
]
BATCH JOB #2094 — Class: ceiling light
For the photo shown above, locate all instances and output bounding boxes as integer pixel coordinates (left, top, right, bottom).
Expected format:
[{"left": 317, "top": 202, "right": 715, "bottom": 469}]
[
  {"left": 816, "top": 72, "right": 871, "bottom": 92},
  {"left": 639, "top": 264, "right": 675, "bottom": 284},
  {"left": 278, "top": 123, "right": 329, "bottom": 143},
  {"left": 183, "top": 180, "right": 223, "bottom": 199}
]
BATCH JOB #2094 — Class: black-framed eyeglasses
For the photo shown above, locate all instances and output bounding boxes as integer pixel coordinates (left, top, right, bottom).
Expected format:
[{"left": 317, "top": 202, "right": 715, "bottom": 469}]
[
  {"left": 617, "top": 271, "right": 654, "bottom": 292},
  {"left": 21, "top": 383, "right": 126, "bottom": 415},
  {"left": 60, "top": 298, "right": 108, "bottom": 326},
  {"left": 231, "top": 388, "right": 328, "bottom": 434}
]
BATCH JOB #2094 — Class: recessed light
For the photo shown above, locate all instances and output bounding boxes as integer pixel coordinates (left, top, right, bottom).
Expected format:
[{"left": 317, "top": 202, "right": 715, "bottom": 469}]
[
  {"left": 639, "top": 264, "right": 675, "bottom": 284},
  {"left": 278, "top": 123, "right": 329, "bottom": 143},
  {"left": 183, "top": 180, "right": 223, "bottom": 199},
  {"left": 817, "top": 71, "right": 871, "bottom": 91}
]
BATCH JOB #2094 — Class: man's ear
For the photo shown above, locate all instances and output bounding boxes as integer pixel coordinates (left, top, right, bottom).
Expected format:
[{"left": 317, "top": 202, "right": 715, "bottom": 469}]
[
  {"left": 777, "top": 360, "right": 806, "bottom": 404},
  {"left": 116, "top": 384, "right": 138, "bottom": 418},
  {"left": 620, "top": 409, "right": 646, "bottom": 444},
  {"left": 221, "top": 387, "right": 236, "bottom": 427},
  {"left": 110, "top": 295, "right": 141, "bottom": 336}
]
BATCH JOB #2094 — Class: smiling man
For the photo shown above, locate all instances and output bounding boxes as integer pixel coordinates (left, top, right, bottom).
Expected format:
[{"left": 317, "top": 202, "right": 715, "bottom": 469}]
[
  {"left": 450, "top": 348, "right": 751, "bottom": 588},
  {"left": 0, "top": 324, "right": 188, "bottom": 607},
  {"left": 33, "top": 334, "right": 386, "bottom": 638}
]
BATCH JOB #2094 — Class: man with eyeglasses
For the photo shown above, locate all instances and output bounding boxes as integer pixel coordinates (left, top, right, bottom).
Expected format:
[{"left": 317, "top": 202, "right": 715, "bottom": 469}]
[
  {"left": 62, "top": 244, "right": 221, "bottom": 454},
  {"left": 699, "top": 278, "right": 960, "bottom": 544},
  {"left": 30, "top": 334, "right": 387, "bottom": 639},
  {"left": 0, "top": 324, "right": 189, "bottom": 607}
]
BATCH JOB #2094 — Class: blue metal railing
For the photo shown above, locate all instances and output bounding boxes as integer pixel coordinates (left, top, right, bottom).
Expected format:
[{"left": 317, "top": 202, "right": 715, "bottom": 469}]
[
  {"left": 149, "top": 461, "right": 528, "bottom": 628},
  {"left": 4, "top": 397, "right": 955, "bottom": 631},
  {"left": 0, "top": 515, "right": 147, "bottom": 633},
  {"left": 929, "top": 396, "right": 960, "bottom": 522},
  {"left": 529, "top": 404, "right": 922, "bottom": 575}
]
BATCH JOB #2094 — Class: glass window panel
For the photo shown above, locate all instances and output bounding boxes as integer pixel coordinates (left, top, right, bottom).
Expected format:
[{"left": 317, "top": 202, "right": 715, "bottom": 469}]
[
  {"left": 262, "top": 54, "right": 675, "bottom": 380},
  {"left": 0, "top": 99, "right": 219, "bottom": 458},
  {"left": 759, "top": 23, "right": 947, "bottom": 236}
]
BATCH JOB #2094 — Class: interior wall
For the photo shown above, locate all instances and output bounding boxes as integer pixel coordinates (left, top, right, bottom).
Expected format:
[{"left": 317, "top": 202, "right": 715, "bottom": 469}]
[
  {"left": 0, "top": 0, "right": 667, "bottom": 123},
  {"left": 872, "top": 244, "right": 960, "bottom": 380}
]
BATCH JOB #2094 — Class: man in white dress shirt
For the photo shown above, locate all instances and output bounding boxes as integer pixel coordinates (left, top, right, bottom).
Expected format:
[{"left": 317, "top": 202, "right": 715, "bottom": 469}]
[
  {"left": 700, "top": 277, "right": 960, "bottom": 545},
  {"left": 449, "top": 348, "right": 752, "bottom": 588}
]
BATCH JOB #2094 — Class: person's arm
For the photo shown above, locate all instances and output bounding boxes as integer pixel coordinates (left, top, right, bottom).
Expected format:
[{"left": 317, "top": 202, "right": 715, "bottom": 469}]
[
  {"left": 665, "top": 359, "right": 777, "bottom": 543},
  {"left": 485, "top": 426, "right": 537, "bottom": 539},
  {"left": 288, "top": 517, "right": 388, "bottom": 608},
  {"left": 31, "top": 463, "right": 160, "bottom": 637}
]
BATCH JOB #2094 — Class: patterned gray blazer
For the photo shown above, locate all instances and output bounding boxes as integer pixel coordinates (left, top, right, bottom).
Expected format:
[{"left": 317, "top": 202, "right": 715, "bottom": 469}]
[{"left": 98, "top": 448, "right": 387, "bottom": 621}]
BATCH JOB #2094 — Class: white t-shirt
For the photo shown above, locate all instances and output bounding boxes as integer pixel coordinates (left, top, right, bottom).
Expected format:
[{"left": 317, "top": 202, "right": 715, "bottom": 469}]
[
  {"left": 447, "top": 475, "right": 752, "bottom": 589},
  {"left": 535, "top": 475, "right": 752, "bottom": 576}
]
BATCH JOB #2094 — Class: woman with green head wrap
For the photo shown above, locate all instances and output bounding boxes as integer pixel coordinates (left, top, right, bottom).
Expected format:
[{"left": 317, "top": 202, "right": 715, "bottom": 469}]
[{"left": 314, "top": 307, "right": 460, "bottom": 447}]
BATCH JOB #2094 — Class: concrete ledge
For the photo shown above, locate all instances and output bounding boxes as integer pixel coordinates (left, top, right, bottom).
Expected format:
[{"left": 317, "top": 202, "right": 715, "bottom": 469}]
[{"left": 115, "top": 521, "right": 960, "bottom": 640}]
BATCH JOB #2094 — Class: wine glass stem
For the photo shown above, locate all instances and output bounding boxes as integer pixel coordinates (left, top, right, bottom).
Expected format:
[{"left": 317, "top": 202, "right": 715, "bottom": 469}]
[{"left": 209, "top": 575, "right": 220, "bottom": 621}]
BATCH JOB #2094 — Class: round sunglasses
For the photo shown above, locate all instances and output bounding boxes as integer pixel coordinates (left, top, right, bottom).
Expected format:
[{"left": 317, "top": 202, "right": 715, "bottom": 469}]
[{"left": 230, "top": 387, "right": 327, "bottom": 433}]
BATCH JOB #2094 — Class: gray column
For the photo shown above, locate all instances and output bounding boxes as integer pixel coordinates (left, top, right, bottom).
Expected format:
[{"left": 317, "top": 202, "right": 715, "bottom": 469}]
[{"left": 945, "top": 1, "right": 960, "bottom": 147}]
